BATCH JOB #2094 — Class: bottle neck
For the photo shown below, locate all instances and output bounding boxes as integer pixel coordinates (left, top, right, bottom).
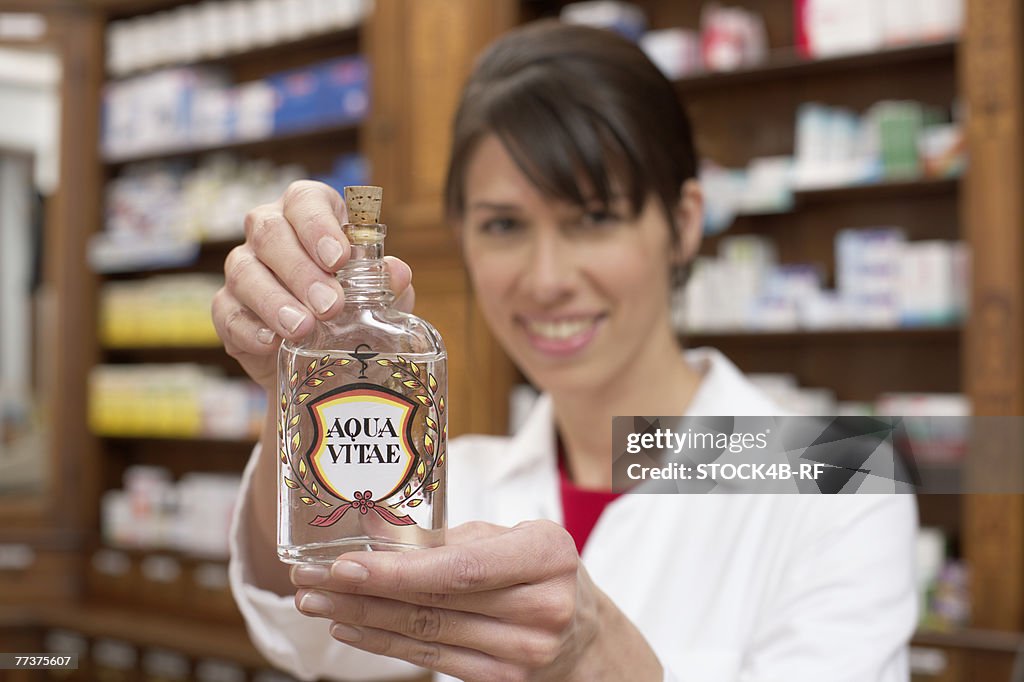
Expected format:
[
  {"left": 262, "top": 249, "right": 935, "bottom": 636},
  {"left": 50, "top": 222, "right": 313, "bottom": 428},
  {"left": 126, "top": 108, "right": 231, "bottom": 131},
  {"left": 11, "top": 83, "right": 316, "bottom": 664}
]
[{"left": 338, "top": 223, "right": 393, "bottom": 304}]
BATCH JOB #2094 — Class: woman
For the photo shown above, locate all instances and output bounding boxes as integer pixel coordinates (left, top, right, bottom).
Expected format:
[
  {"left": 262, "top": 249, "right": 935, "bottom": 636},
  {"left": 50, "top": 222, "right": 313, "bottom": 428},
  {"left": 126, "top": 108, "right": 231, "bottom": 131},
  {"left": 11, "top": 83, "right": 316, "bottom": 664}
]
[{"left": 214, "top": 21, "right": 917, "bottom": 682}]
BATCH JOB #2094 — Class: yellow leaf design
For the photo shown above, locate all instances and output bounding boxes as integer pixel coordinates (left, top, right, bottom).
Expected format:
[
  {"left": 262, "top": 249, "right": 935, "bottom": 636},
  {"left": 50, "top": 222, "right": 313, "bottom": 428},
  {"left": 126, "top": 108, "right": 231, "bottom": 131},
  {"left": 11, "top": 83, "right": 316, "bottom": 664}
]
[
  {"left": 311, "top": 482, "right": 319, "bottom": 496},
  {"left": 424, "top": 434, "right": 434, "bottom": 455},
  {"left": 410, "top": 362, "right": 419, "bottom": 374},
  {"left": 426, "top": 417, "right": 436, "bottom": 430},
  {"left": 376, "top": 359, "right": 391, "bottom": 366},
  {"left": 428, "top": 374, "right": 437, "bottom": 392},
  {"left": 289, "top": 415, "right": 300, "bottom": 427},
  {"left": 297, "top": 393, "right": 311, "bottom": 404},
  {"left": 443, "top": 423, "right": 448, "bottom": 439},
  {"left": 289, "top": 372, "right": 298, "bottom": 388},
  {"left": 280, "top": 393, "right": 287, "bottom": 409},
  {"left": 322, "top": 371, "right": 334, "bottom": 377},
  {"left": 307, "top": 360, "right": 317, "bottom": 376},
  {"left": 292, "top": 432, "right": 301, "bottom": 449},
  {"left": 425, "top": 480, "right": 440, "bottom": 492},
  {"left": 284, "top": 477, "right": 299, "bottom": 489},
  {"left": 439, "top": 397, "right": 445, "bottom": 413},
  {"left": 416, "top": 461, "right": 425, "bottom": 478},
  {"left": 437, "top": 454, "right": 445, "bottom": 467},
  {"left": 298, "top": 459, "right": 307, "bottom": 478},
  {"left": 405, "top": 484, "right": 412, "bottom": 498},
  {"left": 396, "top": 357, "right": 407, "bottom": 365},
  {"left": 300, "top": 497, "right": 316, "bottom": 505},
  {"left": 408, "top": 499, "right": 422, "bottom": 508},
  {"left": 320, "top": 355, "right": 331, "bottom": 366},
  {"left": 416, "top": 395, "right": 430, "bottom": 406},
  {"left": 280, "top": 450, "right": 288, "bottom": 463},
  {"left": 321, "top": 499, "right": 333, "bottom": 507},
  {"left": 338, "top": 359, "right": 351, "bottom": 365},
  {"left": 402, "top": 380, "right": 418, "bottom": 388},
  {"left": 306, "top": 378, "right": 323, "bottom": 387},
  {"left": 391, "top": 372, "right": 403, "bottom": 378}
]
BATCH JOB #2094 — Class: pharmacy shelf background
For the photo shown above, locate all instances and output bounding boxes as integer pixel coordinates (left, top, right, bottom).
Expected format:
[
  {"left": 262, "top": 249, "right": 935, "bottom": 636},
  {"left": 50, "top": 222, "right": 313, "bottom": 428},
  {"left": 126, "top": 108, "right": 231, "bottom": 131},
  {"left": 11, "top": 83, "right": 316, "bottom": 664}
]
[{"left": 7, "top": 1, "right": 1024, "bottom": 682}]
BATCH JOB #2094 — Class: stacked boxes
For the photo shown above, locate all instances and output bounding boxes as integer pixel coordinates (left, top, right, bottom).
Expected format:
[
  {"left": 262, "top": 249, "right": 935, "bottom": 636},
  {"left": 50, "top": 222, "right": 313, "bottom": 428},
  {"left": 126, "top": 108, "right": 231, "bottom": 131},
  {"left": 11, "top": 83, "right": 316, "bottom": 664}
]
[{"left": 102, "top": 55, "right": 369, "bottom": 158}]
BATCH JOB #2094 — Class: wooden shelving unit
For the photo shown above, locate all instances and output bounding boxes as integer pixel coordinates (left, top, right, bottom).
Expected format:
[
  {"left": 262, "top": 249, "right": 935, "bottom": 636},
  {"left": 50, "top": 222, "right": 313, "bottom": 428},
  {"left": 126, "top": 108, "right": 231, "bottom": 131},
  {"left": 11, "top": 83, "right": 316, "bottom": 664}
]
[
  {"left": 5, "top": 1, "right": 1023, "bottom": 682},
  {"left": 0, "top": 0, "right": 521, "bottom": 677},
  {"left": 636, "top": 2, "right": 1024, "bottom": 680}
]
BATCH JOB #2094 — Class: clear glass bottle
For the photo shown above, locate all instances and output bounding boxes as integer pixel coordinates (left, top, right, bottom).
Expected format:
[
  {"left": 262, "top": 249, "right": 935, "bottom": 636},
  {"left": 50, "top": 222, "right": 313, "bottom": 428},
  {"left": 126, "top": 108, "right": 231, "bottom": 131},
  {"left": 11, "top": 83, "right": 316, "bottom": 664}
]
[{"left": 277, "top": 186, "right": 447, "bottom": 564}]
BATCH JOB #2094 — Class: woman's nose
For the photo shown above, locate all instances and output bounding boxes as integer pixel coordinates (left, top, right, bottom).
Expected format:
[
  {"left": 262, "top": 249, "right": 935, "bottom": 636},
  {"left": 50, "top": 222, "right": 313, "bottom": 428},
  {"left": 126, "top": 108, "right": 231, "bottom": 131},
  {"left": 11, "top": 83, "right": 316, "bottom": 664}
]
[{"left": 523, "top": 232, "right": 575, "bottom": 305}]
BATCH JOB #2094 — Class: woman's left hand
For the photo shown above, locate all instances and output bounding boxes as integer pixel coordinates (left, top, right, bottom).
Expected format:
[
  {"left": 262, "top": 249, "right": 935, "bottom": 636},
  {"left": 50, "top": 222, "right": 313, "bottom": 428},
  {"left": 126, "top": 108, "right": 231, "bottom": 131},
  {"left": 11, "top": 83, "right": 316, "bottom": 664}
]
[{"left": 290, "top": 520, "right": 661, "bottom": 681}]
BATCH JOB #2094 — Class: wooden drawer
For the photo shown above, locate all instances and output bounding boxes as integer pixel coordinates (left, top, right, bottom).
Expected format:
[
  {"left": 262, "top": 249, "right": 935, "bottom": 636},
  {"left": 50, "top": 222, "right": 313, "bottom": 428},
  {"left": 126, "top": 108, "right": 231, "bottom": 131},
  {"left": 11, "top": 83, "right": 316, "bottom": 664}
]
[{"left": 0, "top": 545, "right": 75, "bottom": 604}]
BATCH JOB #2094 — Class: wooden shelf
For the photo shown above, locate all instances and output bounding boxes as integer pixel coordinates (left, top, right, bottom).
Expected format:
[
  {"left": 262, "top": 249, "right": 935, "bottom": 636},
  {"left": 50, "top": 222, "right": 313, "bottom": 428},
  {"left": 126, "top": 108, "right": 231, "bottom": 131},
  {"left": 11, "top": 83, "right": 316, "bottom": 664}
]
[
  {"left": 91, "top": 544, "right": 228, "bottom": 565},
  {"left": 103, "top": 121, "right": 360, "bottom": 167},
  {"left": 728, "top": 177, "right": 961, "bottom": 220},
  {"left": 792, "top": 176, "right": 960, "bottom": 204},
  {"left": 110, "top": 26, "right": 361, "bottom": 79},
  {"left": 38, "top": 603, "right": 268, "bottom": 668},
  {"left": 676, "top": 40, "right": 957, "bottom": 94},
  {"left": 685, "top": 325, "right": 962, "bottom": 346},
  {"left": 83, "top": 0, "right": 194, "bottom": 17},
  {"left": 97, "top": 237, "right": 241, "bottom": 278},
  {"left": 913, "top": 627, "right": 1024, "bottom": 654},
  {"left": 102, "top": 344, "right": 227, "bottom": 355},
  {"left": 100, "top": 435, "right": 258, "bottom": 446}
]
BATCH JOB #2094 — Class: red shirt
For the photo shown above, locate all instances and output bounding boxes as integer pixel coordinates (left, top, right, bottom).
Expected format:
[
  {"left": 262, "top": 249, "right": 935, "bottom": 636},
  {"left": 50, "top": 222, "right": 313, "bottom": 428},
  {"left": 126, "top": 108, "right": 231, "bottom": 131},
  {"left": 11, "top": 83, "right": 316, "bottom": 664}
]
[{"left": 557, "top": 444, "right": 622, "bottom": 554}]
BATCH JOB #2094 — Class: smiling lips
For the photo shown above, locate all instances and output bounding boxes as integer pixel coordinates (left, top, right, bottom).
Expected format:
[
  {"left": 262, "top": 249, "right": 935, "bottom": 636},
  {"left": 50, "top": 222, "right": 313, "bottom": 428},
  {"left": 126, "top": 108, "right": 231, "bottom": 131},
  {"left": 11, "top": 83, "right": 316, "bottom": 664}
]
[{"left": 519, "top": 315, "right": 605, "bottom": 356}]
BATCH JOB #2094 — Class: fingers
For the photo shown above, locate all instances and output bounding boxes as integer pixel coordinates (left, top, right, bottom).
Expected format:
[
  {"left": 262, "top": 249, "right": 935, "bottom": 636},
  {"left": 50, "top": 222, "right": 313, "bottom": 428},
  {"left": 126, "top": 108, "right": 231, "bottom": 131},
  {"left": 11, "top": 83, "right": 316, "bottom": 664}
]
[
  {"left": 295, "top": 574, "right": 562, "bottom": 622},
  {"left": 279, "top": 181, "right": 350, "bottom": 271},
  {"left": 293, "top": 521, "right": 577, "bottom": 596},
  {"left": 384, "top": 256, "right": 414, "bottom": 313},
  {"left": 294, "top": 590, "right": 556, "bottom": 664},
  {"left": 347, "top": 520, "right": 577, "bottom": 594},
  {"left": 240, "top": 202, "right": 348, "bottom": 318},
  {"left": 211, "top": 288, "right": 278, "bottom": 357},
  {"left": 224, "top": 244, "right": 320, "bottom": 340},
  {"left": 325, "top": 622, "right": 519, "bottom": 682}
]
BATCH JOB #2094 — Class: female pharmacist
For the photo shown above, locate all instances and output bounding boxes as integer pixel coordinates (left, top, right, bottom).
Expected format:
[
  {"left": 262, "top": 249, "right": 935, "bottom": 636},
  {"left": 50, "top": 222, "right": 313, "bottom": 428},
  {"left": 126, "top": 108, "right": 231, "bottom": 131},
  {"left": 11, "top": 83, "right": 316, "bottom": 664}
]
[{"left": 213, "top": 21, "right": 916, "bottom": 682}]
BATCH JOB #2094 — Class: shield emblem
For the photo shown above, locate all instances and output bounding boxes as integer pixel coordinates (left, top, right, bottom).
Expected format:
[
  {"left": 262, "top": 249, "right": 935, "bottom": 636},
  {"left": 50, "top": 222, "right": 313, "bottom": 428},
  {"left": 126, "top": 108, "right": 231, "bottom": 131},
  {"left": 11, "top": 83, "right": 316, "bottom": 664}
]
[{"left": 305, "top": 383, "right": 419, "bottom": 503}]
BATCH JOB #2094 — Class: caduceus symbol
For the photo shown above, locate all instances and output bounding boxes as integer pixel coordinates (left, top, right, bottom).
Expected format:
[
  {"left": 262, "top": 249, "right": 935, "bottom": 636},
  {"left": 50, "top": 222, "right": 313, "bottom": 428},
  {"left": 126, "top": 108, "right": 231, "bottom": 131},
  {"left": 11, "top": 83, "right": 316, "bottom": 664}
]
[{"left": 348, "top": 343, "right": 378, "bottom": 379}]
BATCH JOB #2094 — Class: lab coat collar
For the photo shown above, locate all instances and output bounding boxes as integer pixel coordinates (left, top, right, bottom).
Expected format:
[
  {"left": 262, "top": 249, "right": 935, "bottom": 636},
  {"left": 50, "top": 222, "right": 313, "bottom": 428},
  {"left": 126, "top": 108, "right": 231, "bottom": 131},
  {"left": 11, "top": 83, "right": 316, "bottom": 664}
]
[{"left": 486, "top": 347, "right": 777, "bottom": 485}]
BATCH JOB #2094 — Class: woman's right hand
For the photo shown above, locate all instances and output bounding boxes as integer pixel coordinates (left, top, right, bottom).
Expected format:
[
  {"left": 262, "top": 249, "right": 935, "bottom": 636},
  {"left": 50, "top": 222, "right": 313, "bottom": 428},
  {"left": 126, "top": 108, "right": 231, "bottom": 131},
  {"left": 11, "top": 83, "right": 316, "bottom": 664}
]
[{"left": 212, "top": 180, "right": 415, "bottom": 393}]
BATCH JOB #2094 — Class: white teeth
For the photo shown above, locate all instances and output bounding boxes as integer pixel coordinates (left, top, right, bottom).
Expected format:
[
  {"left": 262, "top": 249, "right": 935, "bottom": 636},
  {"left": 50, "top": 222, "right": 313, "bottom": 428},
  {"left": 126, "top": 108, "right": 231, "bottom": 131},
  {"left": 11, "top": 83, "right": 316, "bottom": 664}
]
[{"left": 526, "top": 318, "right": 595, "bottom": 340}]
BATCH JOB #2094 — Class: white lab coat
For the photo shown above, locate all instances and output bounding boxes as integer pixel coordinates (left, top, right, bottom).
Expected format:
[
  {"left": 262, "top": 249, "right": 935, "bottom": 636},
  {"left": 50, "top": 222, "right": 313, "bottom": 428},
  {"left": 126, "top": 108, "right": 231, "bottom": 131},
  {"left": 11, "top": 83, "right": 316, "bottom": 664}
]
[{"left": 229, "top": 348, "right": 917, "bottom": 682}]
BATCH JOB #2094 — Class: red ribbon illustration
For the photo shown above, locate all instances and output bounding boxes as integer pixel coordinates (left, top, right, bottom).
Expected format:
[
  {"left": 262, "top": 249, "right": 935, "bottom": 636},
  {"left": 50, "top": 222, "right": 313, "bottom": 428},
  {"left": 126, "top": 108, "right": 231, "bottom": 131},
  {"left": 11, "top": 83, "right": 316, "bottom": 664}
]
[{"left": 310, "top": 490, "right": 417, "bottom": 527}]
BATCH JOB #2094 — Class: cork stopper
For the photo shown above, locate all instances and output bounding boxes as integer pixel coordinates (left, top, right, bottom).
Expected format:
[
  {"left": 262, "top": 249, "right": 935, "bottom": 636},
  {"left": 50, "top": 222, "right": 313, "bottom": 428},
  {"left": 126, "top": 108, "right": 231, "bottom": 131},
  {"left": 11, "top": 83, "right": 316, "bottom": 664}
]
[{"left": 344, "top": 186, "right": 383, "bottom": 224}]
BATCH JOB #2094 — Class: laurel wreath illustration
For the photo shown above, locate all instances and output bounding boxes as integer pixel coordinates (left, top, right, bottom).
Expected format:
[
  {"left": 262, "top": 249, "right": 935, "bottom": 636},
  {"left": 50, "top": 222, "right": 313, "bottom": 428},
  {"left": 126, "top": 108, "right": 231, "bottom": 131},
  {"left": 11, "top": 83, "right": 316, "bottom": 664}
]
[{"left": 279, "top": 354, "right": 446, "bottom": 528}]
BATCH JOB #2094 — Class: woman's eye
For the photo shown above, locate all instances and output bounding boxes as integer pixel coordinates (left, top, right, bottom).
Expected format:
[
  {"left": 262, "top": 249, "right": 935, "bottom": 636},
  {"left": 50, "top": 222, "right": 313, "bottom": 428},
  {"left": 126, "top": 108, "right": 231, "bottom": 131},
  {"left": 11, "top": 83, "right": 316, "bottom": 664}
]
[
  {"left": 480, "top": 217, "right": 522, "bottom": 235},
  {"left": 580, "top": 209, "right": 621, "bottom": 228}
]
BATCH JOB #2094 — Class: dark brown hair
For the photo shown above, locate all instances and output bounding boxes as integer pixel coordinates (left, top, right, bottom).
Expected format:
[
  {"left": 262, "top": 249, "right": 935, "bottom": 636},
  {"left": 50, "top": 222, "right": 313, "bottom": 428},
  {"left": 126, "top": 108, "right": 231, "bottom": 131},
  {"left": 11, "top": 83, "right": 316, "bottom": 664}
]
[{"left": 444, "top": 20, "right": 699, "bottom": 249}]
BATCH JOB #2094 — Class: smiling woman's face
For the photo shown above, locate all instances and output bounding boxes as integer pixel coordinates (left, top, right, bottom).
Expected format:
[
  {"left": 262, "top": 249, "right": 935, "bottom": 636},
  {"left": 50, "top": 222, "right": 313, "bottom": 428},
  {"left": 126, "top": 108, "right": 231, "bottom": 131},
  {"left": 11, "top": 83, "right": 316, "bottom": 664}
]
[{"left": 461, "top": 135, "right": 681, "bottom": 394}]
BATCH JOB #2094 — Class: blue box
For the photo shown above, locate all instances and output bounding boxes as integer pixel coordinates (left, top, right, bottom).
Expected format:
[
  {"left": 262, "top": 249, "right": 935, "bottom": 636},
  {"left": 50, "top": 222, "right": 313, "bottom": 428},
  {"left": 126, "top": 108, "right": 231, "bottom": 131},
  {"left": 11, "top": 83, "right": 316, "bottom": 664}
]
[
  {"left": 270, "top": 66, "right": 321, "bottom": 133},
  {"left": 316, "top": 55, "right": 370, "bottom": 126}
]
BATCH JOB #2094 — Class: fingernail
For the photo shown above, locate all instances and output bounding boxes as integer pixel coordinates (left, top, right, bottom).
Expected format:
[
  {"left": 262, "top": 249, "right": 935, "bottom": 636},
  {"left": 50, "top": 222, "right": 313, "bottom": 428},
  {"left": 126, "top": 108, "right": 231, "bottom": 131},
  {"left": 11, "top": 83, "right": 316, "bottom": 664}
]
[
  {"left": 256, "top": 327, "right": 275, "bottom": 344},
  {"left": 279, "top": 305, "right": 307, "bottom": 333},
  {"left": 331, "top": 623, "right": 363, "bottom": 642},
  {"left": 317, "top": 237, "right": 344, "bottom": 269},
  {"left": 308, "top": 281, "right": 339, "bottom": 315},
  {"left": 299, "top": 591, "right": 333, "bottom": 616},
  {"left": 331, "top": 560, "right": 369, "bottom": 583},
  {"left": 292, "top": 564, "right": 330, "bottom": 586}
]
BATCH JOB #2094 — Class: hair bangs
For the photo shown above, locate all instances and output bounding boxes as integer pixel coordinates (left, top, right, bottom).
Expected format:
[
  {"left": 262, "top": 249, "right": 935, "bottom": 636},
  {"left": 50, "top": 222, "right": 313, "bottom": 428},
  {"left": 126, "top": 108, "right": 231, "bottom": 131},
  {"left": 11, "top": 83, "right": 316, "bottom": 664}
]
[{"left": 483, "top": 72, "right": 646, "bottom": 217}]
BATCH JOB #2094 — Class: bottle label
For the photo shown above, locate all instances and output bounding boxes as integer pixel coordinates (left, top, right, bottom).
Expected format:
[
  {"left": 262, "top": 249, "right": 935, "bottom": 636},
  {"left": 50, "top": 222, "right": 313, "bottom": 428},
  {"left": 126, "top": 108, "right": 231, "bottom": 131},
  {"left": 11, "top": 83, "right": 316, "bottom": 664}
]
[
  {"left": 306, "top": 384, "right": 418, "bottom": 502},
  {"left": 280, "top": 354, "right": 446, "bottom": 529}
]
